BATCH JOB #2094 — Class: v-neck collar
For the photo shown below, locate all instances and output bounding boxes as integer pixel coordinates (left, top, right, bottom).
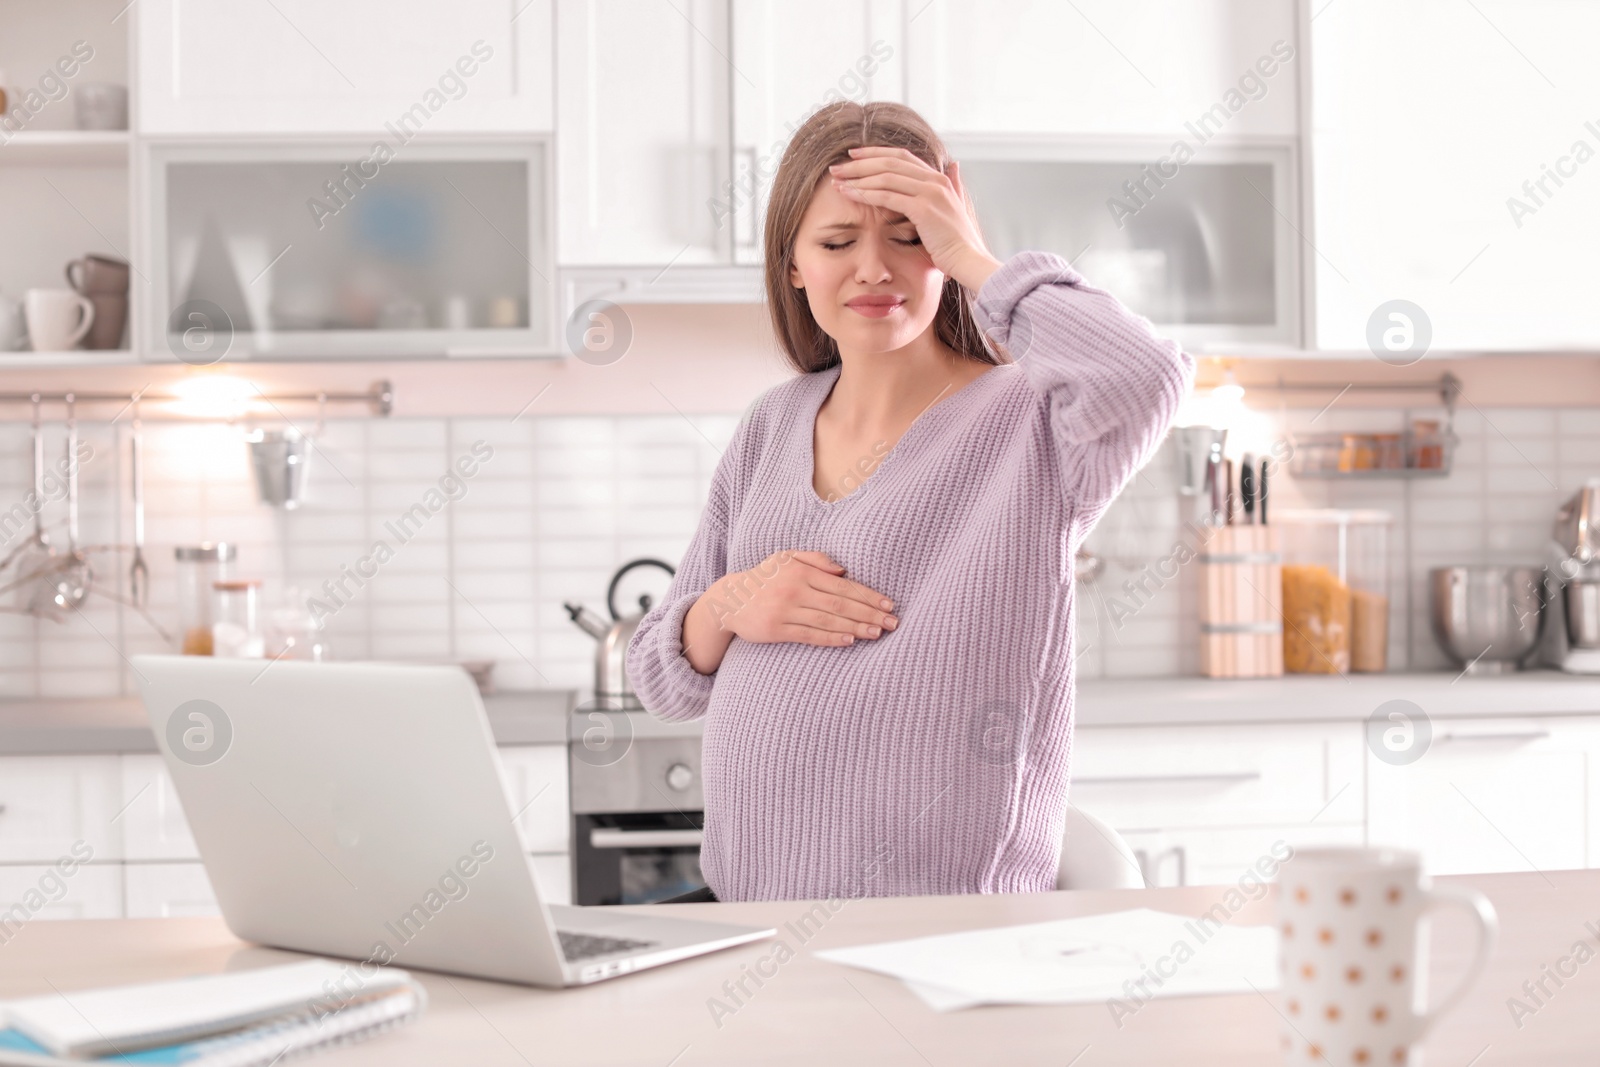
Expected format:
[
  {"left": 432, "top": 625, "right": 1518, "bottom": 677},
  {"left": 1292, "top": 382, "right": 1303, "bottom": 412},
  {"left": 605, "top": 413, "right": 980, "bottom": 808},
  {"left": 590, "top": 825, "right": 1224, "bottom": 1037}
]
[{"left": 801, "top": 362, "right": 1006, "bottom": 508}]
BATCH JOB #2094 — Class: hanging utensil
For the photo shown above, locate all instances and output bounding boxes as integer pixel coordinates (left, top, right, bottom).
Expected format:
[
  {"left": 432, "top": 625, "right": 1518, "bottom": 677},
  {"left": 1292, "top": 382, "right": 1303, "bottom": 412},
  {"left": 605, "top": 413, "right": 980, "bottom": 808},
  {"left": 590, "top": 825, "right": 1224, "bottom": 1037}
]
[
  {"left": 44, "top": 394, "right": 92, "bottom": 617},
  {"left": 12, "top": 395, "right": 57, "bottom": 611},
  {"left": 129, "top": 398, "right": 148, "bottom": 607}
]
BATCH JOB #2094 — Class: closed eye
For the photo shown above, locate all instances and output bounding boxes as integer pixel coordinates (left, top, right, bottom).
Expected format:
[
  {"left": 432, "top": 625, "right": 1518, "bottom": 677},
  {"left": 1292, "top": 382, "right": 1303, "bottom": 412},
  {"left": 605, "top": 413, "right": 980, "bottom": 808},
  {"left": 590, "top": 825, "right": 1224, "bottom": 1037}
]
[{"left": 820, "top": 236, "right": 922, "bottom": 251}]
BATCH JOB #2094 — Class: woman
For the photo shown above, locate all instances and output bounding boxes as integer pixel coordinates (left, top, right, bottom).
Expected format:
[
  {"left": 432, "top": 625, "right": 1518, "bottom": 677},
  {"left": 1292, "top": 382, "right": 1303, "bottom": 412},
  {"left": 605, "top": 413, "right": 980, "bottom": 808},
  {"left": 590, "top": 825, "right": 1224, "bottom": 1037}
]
[{"left": 626, "top": 101, "right": 1193, "bottom": 902}]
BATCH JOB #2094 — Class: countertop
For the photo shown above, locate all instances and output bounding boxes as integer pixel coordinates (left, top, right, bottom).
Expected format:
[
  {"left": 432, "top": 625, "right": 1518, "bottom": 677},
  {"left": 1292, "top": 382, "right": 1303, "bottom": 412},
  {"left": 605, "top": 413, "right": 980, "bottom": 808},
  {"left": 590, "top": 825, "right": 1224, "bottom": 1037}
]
[
  {"left": 1073, "top": 668, "right": 1600, "bottom": 726},
  {"left": 0, "top": 869, "right": 1590, "bottom": 1065},
  {"left": 5, "top": 669, "right": 1599, "bottom": 754},
  {"left": 0, "top": 690, "right": 575, "bottom": 755}
]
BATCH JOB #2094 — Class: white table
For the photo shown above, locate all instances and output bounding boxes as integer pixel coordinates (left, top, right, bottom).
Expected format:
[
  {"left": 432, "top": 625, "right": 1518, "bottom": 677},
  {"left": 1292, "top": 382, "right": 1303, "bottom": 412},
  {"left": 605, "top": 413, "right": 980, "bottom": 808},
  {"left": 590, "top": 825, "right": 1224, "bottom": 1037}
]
[{"left": 1, "top": 870, "right": 1592, "bottom": 1065}]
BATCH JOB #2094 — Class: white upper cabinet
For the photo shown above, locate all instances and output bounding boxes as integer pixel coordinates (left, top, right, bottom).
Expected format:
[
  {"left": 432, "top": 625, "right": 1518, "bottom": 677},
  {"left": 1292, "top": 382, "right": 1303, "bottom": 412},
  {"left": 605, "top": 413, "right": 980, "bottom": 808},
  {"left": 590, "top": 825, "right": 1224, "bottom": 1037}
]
[
  {"left": 1311, "top": 0, "right": 1600, "bottom": 351},
  {"left": 136, "top": 0, "right": 554, "bottom": 133},
  {"left": 728, "top": 0, "right": 908, "bottom": 264},
  {"left": 556, "top": 0, "right": 731, "bottom": 266},
  {"left": 907, "top": 0, "right": 1300, "bottom": 137}
]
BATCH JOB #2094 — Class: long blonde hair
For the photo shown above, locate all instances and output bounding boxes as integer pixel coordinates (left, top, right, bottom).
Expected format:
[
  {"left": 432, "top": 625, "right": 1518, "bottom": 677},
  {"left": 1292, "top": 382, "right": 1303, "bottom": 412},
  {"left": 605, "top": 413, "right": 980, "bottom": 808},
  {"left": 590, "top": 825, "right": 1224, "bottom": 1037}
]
[{"left": 762, "top": 100, "right": 1003, "bottom": 375}]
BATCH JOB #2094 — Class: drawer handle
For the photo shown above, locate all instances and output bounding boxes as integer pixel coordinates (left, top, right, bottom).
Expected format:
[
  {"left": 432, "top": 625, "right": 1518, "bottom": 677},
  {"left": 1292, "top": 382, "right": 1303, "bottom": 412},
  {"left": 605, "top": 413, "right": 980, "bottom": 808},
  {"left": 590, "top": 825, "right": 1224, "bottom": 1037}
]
[
  {"left": 1075, "top": 772, "right": 1263, "bottom": 786},
  {"left": 1438, "top": 730, "right": 1550, "bottom": 743},
  {"left": 589, "top": 829, "right": 703, "bottom": 850}
]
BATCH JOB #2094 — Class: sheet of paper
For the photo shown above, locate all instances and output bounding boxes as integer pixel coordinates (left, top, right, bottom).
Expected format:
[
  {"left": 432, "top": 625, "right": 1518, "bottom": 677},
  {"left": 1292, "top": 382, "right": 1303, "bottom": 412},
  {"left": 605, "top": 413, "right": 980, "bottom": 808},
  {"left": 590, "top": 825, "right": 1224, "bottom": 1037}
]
[{"left": 815, "top": 907, "right": 1279, "bottom": 1009}]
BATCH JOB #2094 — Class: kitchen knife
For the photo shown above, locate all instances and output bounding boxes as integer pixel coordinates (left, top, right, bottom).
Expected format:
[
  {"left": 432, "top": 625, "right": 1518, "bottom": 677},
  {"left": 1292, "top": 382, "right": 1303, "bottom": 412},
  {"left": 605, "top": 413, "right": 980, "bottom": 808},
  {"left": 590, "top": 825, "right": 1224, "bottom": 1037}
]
[
  {"left": 1205, "top": 447, "right": 1222, "bottom": 526},
  {"left": 1240, "top": 452, "right": 1254, "bottom": 525}
]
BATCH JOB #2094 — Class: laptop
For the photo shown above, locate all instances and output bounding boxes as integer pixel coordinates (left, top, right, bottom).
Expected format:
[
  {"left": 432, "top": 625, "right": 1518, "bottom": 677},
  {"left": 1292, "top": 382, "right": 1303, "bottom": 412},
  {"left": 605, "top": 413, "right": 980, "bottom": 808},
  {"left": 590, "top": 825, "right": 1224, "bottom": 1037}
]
[{"left": 130, "top": 654, "right": 772, "bottom": 987}]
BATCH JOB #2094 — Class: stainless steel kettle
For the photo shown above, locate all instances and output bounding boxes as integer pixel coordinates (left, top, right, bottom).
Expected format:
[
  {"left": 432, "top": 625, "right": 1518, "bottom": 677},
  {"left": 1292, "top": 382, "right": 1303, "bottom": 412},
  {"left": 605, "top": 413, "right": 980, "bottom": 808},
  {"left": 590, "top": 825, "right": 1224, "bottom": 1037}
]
[
  {"left": 563, "top": 558, "right": 676, "bottom": 709},
  {"left": 1551, "top": 481, "right": 1600, "bottom": 655}
]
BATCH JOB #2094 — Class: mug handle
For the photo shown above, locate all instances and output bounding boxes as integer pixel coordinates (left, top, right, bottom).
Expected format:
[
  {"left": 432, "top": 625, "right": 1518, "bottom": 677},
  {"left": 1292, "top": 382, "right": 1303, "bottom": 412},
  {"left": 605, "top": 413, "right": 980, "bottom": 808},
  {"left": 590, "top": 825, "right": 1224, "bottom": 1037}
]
[
  {"left": 65, "top": 294, "right": 95, "bottom": 348},
  {"left": 1412, "top": 883, "right": 1498, "bottom": 1039},
  {"left": 65, "top": 260, "right": 85, "bottom": 293}
]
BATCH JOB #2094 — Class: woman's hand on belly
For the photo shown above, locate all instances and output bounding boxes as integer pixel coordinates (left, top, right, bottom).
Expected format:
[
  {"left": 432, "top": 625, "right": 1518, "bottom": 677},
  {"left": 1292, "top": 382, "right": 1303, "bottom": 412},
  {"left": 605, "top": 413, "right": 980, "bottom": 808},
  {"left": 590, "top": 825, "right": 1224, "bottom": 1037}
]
[{"left": 681, "top": 550, "right": 898, "bottom": 673}]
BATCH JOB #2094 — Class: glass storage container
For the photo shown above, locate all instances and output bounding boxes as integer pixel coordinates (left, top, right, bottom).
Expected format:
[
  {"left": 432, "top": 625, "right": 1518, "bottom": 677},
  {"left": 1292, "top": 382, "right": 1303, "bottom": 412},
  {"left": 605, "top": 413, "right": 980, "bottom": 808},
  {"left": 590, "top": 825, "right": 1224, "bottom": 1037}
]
[
  {"left": 212, "top": 578, "right": 264, "bottom": 659},
  {"left": 175, "top": 542, "right": 235, "bottom": 655},
  {"left": 1276, "top": 510, "right": 1392, "bottom": 673}
]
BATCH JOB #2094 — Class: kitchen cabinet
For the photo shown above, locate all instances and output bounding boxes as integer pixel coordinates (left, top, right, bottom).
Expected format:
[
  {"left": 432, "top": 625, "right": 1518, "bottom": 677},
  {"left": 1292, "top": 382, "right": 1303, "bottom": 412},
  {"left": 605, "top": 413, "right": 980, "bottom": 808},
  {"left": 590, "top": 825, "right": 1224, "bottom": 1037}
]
[
  {"left": 1122, "top": 825, "right": 1364, "bottom": 889},
  {"left": 1073, "top": 722, "right": 1364, "bottom": 888},
  {"left": 728, "top": 0, "right": 907, "bottom": 264},
  {"left": 0, "top": 864, "right": 123, "bottom": 922},
  {"left": 906, "top": 0, "right": 1300, "bottom": 137},
  {"left": 1366, "top": 717, "right": 1596, "bottom": 876},
  {"left": 144, "top": 140, "right": 556, "bottom": 360},
  {"left": 953, "top": 139, "right": 1301, "bottom": 349},
  {"left": 0, "top": 755, "right": 122, "bottom": 863},
  {"left": 119, "top": 754, "right": 199, "bottom": 861},
  {"left": 135, "top": 0, "right": 554, "bottom": 133},
  {"left": 498, "top": 745, "right": 571, "bottom": 854},
  {"left": 1310, "top": 0, "right": 1600, "bottom": 351},
  {"left": 1072, "top": 722, "right": 1364, "bottom": 829},
  {"left": 124, "top": 862, "right": 218, "bottom": 918},
  {"left": 555, "top": 0, "right": 732, "bottom": 266},
  {"left": 0, "top": 743, "right": 570, "bottom": 922}
]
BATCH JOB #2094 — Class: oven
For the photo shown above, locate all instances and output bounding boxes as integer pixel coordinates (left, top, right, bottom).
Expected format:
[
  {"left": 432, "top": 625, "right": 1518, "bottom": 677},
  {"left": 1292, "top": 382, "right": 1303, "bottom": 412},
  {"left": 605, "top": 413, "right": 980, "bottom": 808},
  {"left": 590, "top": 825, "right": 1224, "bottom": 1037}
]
[{"left": 568, "top": 706, "right": 706, "bottom": 906}]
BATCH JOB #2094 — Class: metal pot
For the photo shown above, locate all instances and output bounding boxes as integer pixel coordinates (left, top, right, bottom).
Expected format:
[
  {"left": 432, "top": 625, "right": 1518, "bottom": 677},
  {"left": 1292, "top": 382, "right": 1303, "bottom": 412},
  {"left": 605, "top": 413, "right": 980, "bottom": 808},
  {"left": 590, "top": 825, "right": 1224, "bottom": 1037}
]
[
  {"left": 564, "top": 558, "right": 676, "bottom": 709},
  {"left": 1429, "top": 565, "right": 1545, "bottom": 673}
]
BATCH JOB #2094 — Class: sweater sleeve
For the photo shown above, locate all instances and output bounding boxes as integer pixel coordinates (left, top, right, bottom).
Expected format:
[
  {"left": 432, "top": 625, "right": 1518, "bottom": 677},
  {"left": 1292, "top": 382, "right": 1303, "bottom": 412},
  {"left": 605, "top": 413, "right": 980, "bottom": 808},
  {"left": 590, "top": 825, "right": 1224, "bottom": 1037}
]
[
  {"left": 972, "top": 250, "right": 1195, "bottom": 524},
  {"left": 624, "top": 415, "right": 749, "bottom": 723}
]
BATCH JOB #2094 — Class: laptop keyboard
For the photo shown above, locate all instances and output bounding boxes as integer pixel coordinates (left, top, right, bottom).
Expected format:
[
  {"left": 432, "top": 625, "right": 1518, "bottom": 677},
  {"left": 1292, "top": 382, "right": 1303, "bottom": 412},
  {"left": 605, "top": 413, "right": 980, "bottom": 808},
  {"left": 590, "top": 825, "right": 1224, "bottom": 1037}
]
[{"left": 557, "top": 930, "right": 659, "bottom": 961}]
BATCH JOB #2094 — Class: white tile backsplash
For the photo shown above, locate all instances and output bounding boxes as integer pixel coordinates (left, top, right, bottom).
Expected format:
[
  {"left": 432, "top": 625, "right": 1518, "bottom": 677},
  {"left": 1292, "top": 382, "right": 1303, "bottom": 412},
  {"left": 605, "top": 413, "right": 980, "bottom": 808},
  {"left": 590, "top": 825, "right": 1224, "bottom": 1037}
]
[{"left": 0, "top": 402, "right": 1587, "bottom": 697}]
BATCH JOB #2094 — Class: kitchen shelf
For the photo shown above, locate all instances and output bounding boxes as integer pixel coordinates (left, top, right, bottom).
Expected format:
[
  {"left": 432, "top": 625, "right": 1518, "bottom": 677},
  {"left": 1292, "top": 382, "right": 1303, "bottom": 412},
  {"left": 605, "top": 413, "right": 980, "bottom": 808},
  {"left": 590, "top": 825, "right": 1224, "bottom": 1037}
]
[
  {"left": 0, "top": 131, "right": 131, "bottom": 166},
  {"left": 1287, "top": 421, "right": 1456, "bottom": 480},
  {"left": 0, "top": 350, "right": 138, "bottom": 368}
]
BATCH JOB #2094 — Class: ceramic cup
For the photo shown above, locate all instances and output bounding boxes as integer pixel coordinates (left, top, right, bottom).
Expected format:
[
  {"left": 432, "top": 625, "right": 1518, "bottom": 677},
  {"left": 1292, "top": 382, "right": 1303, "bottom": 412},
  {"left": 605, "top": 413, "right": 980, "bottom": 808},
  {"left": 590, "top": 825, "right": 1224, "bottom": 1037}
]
[
  {"left": 24, "top": 288, "right": 95, "bottom": 351},
  {"left": 65, "top": 253, "right": 131, "bottom": 296},
  {"left": 1277, "top": 848, "right": 1497, "bottom": 1065}
]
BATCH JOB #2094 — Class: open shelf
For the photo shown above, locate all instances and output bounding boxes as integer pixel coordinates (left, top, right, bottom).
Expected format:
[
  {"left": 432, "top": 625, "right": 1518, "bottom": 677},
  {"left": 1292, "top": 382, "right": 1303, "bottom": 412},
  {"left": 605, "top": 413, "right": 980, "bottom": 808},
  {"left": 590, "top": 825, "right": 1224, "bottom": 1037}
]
[
  {"left": 0, "top": 350, "right": 139, "bottom": 368},
  {"left": 0, "top": 130, "right": 131, "bottom": 166}
]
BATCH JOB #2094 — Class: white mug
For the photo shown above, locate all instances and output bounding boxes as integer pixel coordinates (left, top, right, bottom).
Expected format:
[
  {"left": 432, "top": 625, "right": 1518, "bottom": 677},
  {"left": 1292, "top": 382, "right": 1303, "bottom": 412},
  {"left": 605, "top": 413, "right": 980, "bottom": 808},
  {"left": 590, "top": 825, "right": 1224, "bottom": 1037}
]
[
  {"left": 1277, "top": 848, "right": 1497, "bottom": 1066},
  {"left": 25, "top": 288, "right": 95, "bottom": 351}
]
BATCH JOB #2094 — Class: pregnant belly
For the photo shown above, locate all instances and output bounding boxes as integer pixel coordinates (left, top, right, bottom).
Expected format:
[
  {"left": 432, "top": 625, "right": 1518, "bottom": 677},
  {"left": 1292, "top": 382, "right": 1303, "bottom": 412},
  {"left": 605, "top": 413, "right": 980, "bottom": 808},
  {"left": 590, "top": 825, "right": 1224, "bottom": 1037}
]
[{"left": 697, "top": 636, "right": 1039, "bottom": 898}]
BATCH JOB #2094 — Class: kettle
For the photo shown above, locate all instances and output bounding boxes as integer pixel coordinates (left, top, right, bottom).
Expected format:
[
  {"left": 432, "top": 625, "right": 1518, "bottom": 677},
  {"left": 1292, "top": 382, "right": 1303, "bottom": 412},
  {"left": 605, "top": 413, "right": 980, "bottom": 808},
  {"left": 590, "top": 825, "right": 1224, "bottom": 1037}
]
[
  {"left": 1543, "top": 481, "right": 1600, "bottom": 672},
  {"left": 564, "top": 558, "right": 676, "bottom": 709}
]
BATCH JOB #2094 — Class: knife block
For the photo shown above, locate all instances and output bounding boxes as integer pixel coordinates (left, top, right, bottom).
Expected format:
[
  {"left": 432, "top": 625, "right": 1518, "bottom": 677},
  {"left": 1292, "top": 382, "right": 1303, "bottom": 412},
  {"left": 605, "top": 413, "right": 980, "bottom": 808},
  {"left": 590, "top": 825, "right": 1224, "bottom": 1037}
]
[{"left": 1198, "top": 525, "right": 1284, "bottom": 678}]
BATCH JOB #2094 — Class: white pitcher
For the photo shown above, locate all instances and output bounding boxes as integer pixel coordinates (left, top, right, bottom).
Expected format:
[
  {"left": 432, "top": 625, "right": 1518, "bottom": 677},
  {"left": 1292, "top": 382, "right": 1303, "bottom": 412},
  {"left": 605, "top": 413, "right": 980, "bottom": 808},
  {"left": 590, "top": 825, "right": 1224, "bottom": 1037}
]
[{"left": 24, "top": 288, "right": 95, "bottom": 351}]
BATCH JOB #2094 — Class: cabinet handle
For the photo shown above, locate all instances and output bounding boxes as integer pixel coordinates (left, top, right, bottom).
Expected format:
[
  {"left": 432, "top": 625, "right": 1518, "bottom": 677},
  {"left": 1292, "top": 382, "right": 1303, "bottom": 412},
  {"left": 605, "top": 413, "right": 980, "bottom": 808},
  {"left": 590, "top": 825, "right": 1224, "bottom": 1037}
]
[
  {"left": 1438, "top": 730, "right": 1550, "bottom": 744},
  {"left": 1074, "top": 772, "right": 1262, "bottom": 786},
  {"left": 589, "top": 828, "right": 703, "bottom": 850},
  {"left": 1170, "top": 845, "right": 1187, "bottom": 887}
]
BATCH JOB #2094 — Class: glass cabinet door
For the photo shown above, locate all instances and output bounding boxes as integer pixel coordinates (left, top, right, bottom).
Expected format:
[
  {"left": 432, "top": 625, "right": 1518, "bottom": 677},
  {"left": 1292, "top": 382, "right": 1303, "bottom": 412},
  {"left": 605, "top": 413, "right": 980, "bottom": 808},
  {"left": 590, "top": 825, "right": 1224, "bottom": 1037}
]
[
  {"left": 953, "top": 140, "right": 1300, "bottom": 350},
  {"left": 146, "top": 141, "right": 553, "bottom": 360}
]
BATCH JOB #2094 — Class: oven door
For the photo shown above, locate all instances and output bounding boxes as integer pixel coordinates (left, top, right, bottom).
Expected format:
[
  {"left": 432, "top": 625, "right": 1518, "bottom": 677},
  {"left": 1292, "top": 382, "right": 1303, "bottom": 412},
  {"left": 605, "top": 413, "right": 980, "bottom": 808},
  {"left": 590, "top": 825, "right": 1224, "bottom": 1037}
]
[{"left": 573, "top": 812, "right": 705, "bottom": 906}]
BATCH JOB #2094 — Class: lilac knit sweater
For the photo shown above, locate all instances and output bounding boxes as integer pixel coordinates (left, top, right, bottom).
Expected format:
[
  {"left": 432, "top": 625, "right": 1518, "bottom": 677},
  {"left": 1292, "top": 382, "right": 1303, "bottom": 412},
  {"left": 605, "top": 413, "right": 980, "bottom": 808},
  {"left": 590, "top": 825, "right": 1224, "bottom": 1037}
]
[{"left": 626, "top": 251, "right": 1194, "bottom": 902}]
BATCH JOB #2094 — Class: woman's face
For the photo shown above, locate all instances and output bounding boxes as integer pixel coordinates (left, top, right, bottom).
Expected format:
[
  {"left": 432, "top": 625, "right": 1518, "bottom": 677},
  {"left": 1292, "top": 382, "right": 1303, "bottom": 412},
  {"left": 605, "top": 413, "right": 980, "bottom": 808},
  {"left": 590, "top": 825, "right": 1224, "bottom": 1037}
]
[{"left": 788, "top": 173, "right": 946, "bottom": 357}]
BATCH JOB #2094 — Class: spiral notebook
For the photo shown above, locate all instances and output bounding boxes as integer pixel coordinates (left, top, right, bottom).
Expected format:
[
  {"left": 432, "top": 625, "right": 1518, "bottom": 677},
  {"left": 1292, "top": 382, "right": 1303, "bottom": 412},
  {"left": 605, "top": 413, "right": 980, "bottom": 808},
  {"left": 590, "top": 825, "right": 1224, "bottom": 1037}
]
[{"left": 0, "top": 959, "right": 426, "bottom": 1065}]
